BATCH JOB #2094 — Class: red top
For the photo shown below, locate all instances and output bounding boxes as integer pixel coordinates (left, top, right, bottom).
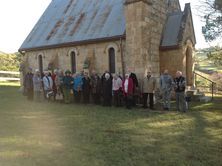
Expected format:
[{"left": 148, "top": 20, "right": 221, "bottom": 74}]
[
  {"left": 122, "top": 78, "right": 134, "bottom": 96},
  {"left": 51, "top": 74, "right": 57, "bottom": 91}
]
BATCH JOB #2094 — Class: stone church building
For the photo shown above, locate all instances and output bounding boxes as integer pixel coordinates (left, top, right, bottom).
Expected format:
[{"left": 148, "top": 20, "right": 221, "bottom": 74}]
[{"left": 19, "top": 0, "right": 196, "bottom": 85}]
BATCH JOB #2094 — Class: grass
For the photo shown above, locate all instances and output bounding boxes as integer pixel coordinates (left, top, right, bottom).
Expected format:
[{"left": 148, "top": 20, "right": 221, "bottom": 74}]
[
  {"left": 0, "top": 81, "right": 20, "bottom": 86},
  {"left": 0, "top": 84, "right": 221, "bottom": 166}
]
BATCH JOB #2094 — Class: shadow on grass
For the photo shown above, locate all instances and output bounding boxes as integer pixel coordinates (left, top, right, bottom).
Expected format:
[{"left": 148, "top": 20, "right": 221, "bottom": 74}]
[{"left": 0, "top": 85, "right": 221, "bottom": 166}]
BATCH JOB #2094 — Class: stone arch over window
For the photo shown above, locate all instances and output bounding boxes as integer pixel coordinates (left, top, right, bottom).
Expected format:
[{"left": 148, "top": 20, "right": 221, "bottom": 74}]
[
  {"left": 108, "top": 47, "right": 116, "bottom": 74},
  {"left": 104, "top": 42, "right": 120, "bottom": 54},
  {"left": 105, "top": 43, "right": 120, "bottom": 74},
  {"left": 68, "top": 48, "right": 79, "bottom": 73},
  {"left": 37, "top": 53, "right": 44, "bottom": 75}
]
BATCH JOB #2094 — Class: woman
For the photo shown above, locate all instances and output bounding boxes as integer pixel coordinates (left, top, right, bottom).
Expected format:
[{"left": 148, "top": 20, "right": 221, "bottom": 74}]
[
  {"left": 82, "top": 72, "right": 91, "bottom": 104},
  {"left": 24, "top": 68, "right": 34, "bottom": 101},
  {"left": 73, "top": 72, "right": 83, "bottom": 103},
  {"left": 112, "top": 74, "right": 122, "bottom": 107},
  {"left": 62, "top": 70, "right": 73, "bottom": 104},
  {"left": 32, "top": 69, "right": 42, "bottom": 102},
  {"left": 122, "top": 74, "right": 134, "bottom": 109},
  {"left": 55, "top": 69, "right": 64, "bottom": 101},
  {"left": 102, "top": 73, "right": 113, "bottom": 106},
  {"left": 43, "top": 70, "right": 53, "bottom": 101}
]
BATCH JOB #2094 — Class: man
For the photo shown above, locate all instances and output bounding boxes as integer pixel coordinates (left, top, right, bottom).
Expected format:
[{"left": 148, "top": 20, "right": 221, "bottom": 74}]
[
  {"left": 141, "top": 71, "right": 156, "bottom": 110},
  {"left": 128, "top": 68, "right": 139, "bottom": 106},
  {"left": 160, "top": 69, "right": 173, "bottom": 110},
  {"left": 24, "top": 67, "right": 34, "bottom": 101},
  {"left": 90, "top": 70, "right": 101, "bottom": 105},
  {"left": 43, "top": 70, "right": 53, "bottom": 101},
  {"left": 174, "top": 71, "right": 187, "bottom": 112}
]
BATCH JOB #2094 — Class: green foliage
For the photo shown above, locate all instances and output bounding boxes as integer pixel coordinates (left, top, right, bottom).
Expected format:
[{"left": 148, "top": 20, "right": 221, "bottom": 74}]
[
  {"left": 207, "top": 47, "right": 222, "bottom": 66},
  {"left": 195, "top": 47, "right": 222, "bottom": 92},
  {"left": 201, "top": 0, "right": 222, "bottom": 41},
  {"left": 0, "top": 52, "right": 22, "bottom": 71},
  {"left": 196, "top": 47, "right": 222, "bottom": 67}
]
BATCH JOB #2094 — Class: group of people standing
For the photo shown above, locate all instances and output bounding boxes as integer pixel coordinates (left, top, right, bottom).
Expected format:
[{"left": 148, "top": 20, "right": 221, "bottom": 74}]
[{"left": 23, "top": 68, "right": 188, "bottom": 112}]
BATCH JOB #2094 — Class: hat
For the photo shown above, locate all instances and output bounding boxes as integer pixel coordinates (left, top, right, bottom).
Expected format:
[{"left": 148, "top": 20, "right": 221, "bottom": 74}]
[
  {"left": 65, "top": 70, "right": 71, "bottom": 74},
  {"left": 44, "top": 70, "right": 49, "bottom": 74}
]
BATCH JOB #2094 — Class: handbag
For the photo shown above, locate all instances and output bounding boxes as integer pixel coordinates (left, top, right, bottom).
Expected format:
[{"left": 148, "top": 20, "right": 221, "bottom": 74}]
[{"left": 55, "top": 93, "right": 63, "bottom": 100}]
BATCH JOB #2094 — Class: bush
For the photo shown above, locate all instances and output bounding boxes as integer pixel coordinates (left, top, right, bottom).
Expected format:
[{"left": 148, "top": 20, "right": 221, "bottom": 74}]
[{"left": 0, "top": 52, "right": 22, "bottom": 71}]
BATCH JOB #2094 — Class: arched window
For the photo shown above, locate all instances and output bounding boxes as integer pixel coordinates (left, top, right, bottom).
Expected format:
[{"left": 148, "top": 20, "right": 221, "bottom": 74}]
[
  {"left": 70, "top": 51, "right": 76, "bottom": 73},
  {"left": 38, "top": 55, "right": 43, "bottom": 75},
  {"left": 108, "top": 48, "right": 115, "bottom": 73}
]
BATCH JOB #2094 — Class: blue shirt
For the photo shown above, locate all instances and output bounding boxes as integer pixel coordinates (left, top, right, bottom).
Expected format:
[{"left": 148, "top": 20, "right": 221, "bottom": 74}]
[{"left": 73, "top": 76, "right": 83, "bottom": 91}]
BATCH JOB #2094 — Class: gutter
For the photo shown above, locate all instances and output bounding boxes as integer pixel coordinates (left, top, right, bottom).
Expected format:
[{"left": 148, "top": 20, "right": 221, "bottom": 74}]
[{"left": 19, "top": 35, "right": 126, "bottom": 53}]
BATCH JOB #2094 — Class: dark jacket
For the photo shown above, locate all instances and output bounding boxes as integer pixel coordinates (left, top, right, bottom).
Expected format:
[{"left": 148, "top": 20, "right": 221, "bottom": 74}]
[
  {"left": 174, "top": 76, "right": 186, "bottom": 92},
  {"left": 102, "top": 78, "right": 112, "bottom": 97},
  {"left": 63, "top": 76, "right": 73, "bottom": 89},
  {"left": 90, "top": 74, "right": 101, "bottom": 94},
  {"left": 82, "top": 76, "right": 91, "bottom": 93},
  {"left": 24, "top": 73, "right": 33, "bottom": 90}
]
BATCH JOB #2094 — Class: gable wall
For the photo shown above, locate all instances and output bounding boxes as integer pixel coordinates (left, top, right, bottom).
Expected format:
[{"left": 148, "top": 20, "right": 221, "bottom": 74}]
[{"left": 160, "top": 48, "right": 184, "bottom": 77}]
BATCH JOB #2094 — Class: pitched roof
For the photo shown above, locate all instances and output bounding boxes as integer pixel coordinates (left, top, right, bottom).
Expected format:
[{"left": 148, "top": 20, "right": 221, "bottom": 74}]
[
  {"left": 19, "top": 0, "right": 125, "bottom": 51},
  {"left": 160, "top": 11, "right": 183, "bottom": 48},
  {"left": 160, "top": 3, "right": 196, "bottom": 50}
]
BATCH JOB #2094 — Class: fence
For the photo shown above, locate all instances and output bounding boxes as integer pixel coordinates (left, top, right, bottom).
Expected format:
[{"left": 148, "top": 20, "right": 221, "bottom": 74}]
[
  {"left": 194, "top": 70, "right": 222, "bottom": 100},
  {"left": 0, "top": 71, "right": 20, "bottom": 81}
]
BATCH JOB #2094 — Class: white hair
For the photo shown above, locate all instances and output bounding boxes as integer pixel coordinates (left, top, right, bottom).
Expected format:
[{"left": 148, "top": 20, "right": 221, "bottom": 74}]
[{"left": 105, "top": 73, "right": 110, "bottom": 79}]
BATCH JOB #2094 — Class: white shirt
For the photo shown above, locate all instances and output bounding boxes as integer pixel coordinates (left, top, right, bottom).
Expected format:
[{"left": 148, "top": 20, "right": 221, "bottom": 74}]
[
  {"left": 43, "top": 76, "right": 53, "bottom": 91},
  {"left": 124, "top": 79, "right": 129, "bottom": 93},
  {"left": 112, "top": 77, "right": 122, "bottom": 91}
]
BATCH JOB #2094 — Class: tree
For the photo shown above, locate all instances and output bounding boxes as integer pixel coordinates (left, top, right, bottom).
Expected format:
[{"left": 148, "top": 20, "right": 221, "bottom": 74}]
[
  {"left": 201, "top": 0, "right": 222, "bottom": 42},
  {"left": 206, "top": 46, "right": 222, "bottom": 65},
  {"left": 0, "top": 52, "right": 22, "bottom": 71}
]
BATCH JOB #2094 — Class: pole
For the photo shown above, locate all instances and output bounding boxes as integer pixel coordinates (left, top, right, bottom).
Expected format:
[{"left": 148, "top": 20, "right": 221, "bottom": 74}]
[{"left": 120, "top": 38, "right": 125, "bottom": 77}]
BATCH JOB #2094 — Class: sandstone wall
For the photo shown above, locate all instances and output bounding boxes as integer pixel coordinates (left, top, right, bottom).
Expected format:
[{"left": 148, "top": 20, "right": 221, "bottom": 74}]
[
  {"left": 160, "top": 48, "right": 184, "bottom": 78},
  {"left": 125, "top": 0, "right": 168, "bottom": 79},
  {"left": 24, "top": 40, "right": 125, "bottom": 76},
  {"left": 167, "top": 0, "right": 181, "bottom": 13}
]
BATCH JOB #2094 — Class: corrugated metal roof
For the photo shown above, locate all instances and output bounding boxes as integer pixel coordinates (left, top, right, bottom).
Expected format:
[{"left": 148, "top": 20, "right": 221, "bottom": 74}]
[
  {"left": 161, "top": 12, "right": 183, "bottom": 48},
  {"left": 20, "top": 0, "right": 125, "bottom": 51}
]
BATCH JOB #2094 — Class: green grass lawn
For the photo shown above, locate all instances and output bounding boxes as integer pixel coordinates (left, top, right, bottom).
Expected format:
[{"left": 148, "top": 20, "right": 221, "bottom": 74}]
[{"left": 0, "top": 85, "right": 222, "bottom": 166}]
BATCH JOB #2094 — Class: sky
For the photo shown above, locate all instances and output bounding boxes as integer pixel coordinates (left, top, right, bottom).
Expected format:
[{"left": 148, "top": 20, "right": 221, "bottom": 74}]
[{"left": 0, "top": 0, "right": 220, "bottom": 53}]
